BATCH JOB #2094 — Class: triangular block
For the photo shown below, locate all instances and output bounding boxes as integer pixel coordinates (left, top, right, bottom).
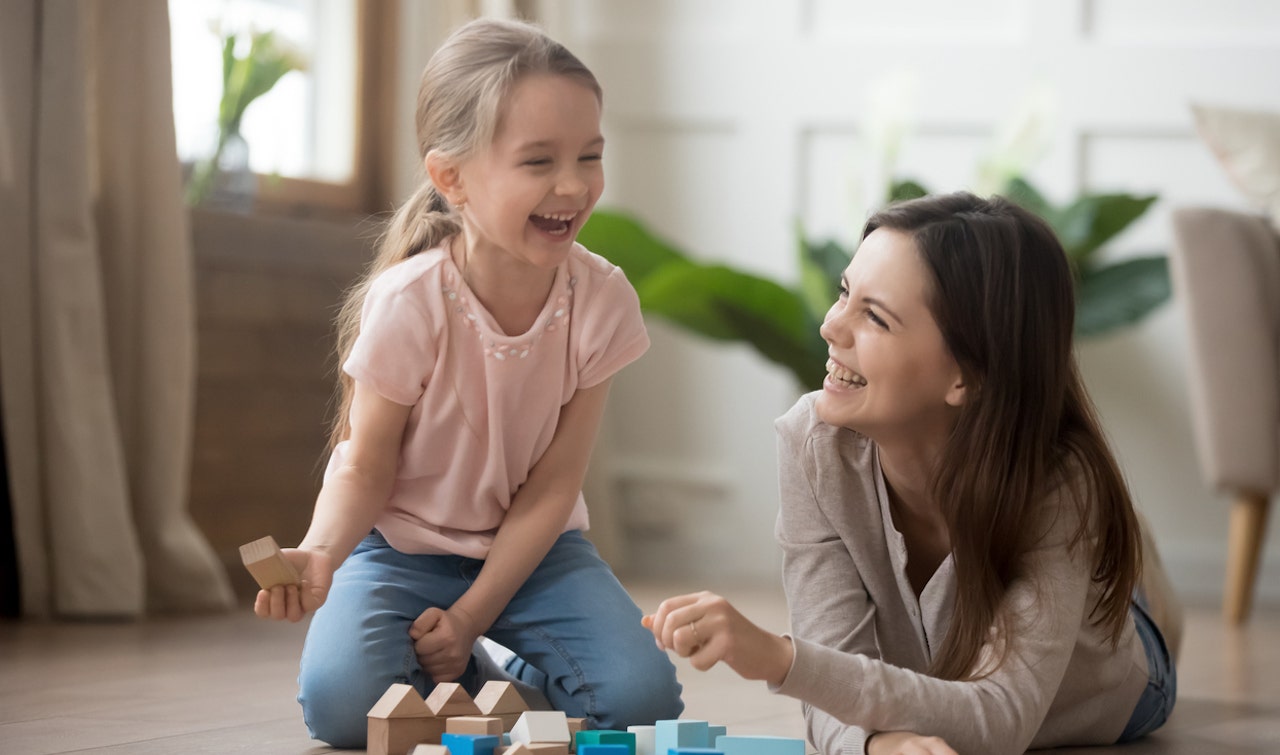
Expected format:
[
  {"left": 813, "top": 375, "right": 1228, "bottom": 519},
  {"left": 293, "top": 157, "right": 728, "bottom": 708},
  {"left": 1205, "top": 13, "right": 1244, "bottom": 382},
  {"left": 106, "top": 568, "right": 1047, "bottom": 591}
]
[
  {"left": 368, "top": 683, "right": 431, "bottom": 719},
  {"left": 475, "top": 681, "right": 530, "bottom": 715},
  {"left": 425, "top": 682, "right": 482, "bottom": 716}
]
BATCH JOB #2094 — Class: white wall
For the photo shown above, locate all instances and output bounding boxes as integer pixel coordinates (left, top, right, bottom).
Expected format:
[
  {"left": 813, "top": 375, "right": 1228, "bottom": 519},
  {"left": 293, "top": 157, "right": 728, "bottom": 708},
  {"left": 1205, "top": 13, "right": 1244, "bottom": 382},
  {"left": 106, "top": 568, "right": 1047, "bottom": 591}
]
[{"left": 531, "top": 0, "right": 1280, "bottom": 603}]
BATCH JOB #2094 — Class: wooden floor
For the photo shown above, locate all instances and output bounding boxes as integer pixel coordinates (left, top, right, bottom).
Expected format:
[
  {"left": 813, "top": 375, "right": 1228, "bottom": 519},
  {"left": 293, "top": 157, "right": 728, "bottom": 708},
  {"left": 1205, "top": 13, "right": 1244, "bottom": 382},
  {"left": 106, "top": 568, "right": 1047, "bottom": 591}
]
[{"left": 1, "top": 582, "right": 1278, "bottom": 754}]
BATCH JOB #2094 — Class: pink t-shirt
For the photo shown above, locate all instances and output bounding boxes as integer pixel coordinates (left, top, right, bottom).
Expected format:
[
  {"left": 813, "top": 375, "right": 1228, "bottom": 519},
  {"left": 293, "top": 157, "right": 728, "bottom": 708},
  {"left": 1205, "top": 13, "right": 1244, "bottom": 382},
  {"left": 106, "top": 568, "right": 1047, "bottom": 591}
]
[{"left": 328, "top": 242, "right": 649, "bottom": 558}]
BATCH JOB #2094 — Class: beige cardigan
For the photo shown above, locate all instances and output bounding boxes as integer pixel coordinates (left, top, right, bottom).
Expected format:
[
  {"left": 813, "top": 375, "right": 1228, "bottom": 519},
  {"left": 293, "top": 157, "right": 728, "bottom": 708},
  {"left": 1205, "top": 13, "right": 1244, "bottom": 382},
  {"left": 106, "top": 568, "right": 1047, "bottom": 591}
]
[{"left": 769, "top": 394, "right": 1148, "bottom": 755}]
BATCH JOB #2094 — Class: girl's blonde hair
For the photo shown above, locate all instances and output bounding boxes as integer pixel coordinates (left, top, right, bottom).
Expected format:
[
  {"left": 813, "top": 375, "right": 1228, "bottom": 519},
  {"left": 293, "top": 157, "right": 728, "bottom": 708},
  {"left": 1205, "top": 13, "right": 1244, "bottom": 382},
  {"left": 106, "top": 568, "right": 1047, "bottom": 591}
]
[{"left": 328, "top": 18, "right": 601, "bottom": 450}]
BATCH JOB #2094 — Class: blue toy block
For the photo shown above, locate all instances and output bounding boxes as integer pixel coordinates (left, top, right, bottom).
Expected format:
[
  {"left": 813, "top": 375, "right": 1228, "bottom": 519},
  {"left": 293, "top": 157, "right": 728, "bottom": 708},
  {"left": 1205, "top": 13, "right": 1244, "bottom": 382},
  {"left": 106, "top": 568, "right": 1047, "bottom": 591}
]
[
  {"left": 668, "top": 749, "right": 723, "bottom": 755},
  {"left": 655, "top": 720, "right": 711, "bottom": 754},
  {"left": 578, "top": 746, "right": 632, "bottom": 755},
  {"left": 577, "top": 730, "right": 637, "bottom": 754},
  {"left": 714, "top": 735, "right": 806, "bottom": 755},
  {"left": 440, "top": 732, "right": 500, "bottom": 755}
]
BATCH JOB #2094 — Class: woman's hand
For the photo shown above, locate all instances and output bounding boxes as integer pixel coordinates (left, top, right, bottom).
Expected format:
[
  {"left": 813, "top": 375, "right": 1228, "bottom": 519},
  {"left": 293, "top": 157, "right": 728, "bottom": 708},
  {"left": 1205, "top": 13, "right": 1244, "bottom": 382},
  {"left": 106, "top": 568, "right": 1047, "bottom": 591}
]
[
  {"left": 410, "top": 605, "right": 482, "bottom": 683},
  {"left": 643, "top": 591, "right": 794, "bottom": 686},
  {"left": 252, "top": 547, "right": 333, "bottom": 622},
  {"left": 867, "top": 731, "right": 958, "bottom": 755}
]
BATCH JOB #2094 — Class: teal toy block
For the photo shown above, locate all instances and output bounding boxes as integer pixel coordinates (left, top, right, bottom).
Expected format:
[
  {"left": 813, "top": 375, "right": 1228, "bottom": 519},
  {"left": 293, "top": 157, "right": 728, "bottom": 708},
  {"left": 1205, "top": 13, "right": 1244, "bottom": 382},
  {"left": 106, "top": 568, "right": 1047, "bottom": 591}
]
[
  {"left": 714, "top": 735, "right": 806, "bottom": 755},
  {"left": 627, "top": 724, "right": 655, "bottom": 755},
  {"left": 668, "top": 750, "right": 723, "bottom": 755},
  {"left": 577, "top": 730, "right": 636, "bottom": 754},
  {"left": 441, "top": 732, "right": 500, "bottom": 755},
  {"left": 655, "top": 720, "right": 710, "bottom": 755},
  {"left": 578, "top": 746, "right": 632, "bottom": 755},
  {"left": 707, "top": 726, "right": 727, "bottom": 743}
]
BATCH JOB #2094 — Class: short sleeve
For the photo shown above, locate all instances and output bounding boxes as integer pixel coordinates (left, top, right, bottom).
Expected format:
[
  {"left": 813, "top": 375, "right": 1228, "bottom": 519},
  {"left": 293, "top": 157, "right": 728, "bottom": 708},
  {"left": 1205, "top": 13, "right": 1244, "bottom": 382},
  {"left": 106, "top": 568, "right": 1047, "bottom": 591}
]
[
  {"left": 576, "top": 266, "right": 650, "bottom": 388},
  {"left": 343, "top": 274, "right": 437, "bottom": 406}
]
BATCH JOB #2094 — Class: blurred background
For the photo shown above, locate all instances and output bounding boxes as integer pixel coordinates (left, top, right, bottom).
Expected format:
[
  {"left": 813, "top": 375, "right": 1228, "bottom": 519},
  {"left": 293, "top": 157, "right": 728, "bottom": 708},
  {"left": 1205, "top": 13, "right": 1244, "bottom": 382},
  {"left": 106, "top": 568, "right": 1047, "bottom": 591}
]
[{"left": 3, "top": 0, "right": 1278, "bottom": 621}]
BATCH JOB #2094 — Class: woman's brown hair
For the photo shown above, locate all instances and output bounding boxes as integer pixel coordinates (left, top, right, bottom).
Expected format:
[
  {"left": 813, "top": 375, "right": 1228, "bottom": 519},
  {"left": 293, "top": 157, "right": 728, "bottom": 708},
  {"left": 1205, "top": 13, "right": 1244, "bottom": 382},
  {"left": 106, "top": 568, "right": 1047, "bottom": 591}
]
[
  {"left": 863, "top": 192, "right": 1142, "bottom": 681},
  {"left": 327, "top": 18, "right": 601, "bottom": 450}
]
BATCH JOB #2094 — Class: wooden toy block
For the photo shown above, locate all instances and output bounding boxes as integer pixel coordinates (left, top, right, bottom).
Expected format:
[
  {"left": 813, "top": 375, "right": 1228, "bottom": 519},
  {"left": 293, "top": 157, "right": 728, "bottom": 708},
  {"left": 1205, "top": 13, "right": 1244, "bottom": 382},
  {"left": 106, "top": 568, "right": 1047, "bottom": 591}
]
[
  {"left": 442, "top": 731, "right": 501, "bottom": 755},
  {"left": 577, "top": 746, "right": 631, "bottom": 755},
  {"left": 713, "top": 735, "right": 806, "bottom": 755},
  {"left": 626, "top": 725, "right": 655, "bottom": 755},
  {"left": 410, "top": 747, "right": 451, "bottom": 755},
  {"left": 448, "top": 715, "right": 505, "bottom": 736},
  {"left": 476, "top": 681, "right": 530, "bottom": 715},
  {"left": 576, "top": 730, "right": 635, "bottom": 755},
  {"left": 367, "top": 684, "right": 445, "bottom": 755},
  {"left": 511, "top": 711, "right": 570, "bottom": 746},
  {"left": 655, "top": 720, "right": 711, "bottom": 755},
  {"left": 426, "top": 682, "right": 483, "bottom": 717},
  {"left": 239, "top": 535, "right": 300, "bottom": 589},
  {"left": 566, "top": 717, "right": 586, "bottom": 739}
]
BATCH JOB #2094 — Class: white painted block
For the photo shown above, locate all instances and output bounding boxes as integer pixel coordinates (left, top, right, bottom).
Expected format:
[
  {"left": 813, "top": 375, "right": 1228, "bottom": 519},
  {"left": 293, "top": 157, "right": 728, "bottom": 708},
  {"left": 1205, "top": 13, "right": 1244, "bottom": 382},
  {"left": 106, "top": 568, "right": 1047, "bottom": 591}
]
[{"left": 511, "top": 711, "right": 570, "bottom": 745}]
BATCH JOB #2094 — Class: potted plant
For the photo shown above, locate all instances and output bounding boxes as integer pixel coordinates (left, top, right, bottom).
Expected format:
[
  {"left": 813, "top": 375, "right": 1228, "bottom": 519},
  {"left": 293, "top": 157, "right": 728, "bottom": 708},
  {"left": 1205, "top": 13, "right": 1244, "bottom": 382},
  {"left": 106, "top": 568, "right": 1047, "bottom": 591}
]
[{"left": 185, "top": 28, "right": 306, "bottom": 207}]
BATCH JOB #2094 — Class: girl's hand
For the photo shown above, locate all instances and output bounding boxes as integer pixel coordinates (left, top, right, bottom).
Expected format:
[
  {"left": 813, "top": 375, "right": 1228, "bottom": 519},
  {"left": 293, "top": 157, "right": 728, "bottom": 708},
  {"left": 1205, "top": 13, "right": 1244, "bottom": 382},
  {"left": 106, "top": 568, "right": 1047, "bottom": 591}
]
[
  {"left": 867, "top": 731, "right": 958, "bottom": 755},
  {"left": 410, "top": 606, "right": 481, "bottom": 683},
  {"left": 252, "top": 547, "right": 333, "bottom": 622},
  {"left": 642, "top": 591, "right": 794, "bottom": 686}
]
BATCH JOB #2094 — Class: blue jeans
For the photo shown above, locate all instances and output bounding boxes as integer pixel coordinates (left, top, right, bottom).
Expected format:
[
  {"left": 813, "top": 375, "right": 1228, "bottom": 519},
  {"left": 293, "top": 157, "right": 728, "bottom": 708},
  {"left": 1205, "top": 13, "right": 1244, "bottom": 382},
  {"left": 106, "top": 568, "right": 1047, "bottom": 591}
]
[
  {"left": 297, "top": 529, "right": 683, "bottom": 747},
  {"left": 1117, "top": 595, "right": 1177, "bottom": 742}
]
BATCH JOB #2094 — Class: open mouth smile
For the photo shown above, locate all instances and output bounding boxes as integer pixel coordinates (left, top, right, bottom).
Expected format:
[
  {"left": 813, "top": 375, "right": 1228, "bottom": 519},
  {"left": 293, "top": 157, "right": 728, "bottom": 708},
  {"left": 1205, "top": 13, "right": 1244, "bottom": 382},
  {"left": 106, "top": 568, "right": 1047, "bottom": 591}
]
[
  {"left": 826, "top": 358, "right": 867, "bottom": 388},
  {"left": 529, "top": 211, "right": 577, "bottom": 236}
]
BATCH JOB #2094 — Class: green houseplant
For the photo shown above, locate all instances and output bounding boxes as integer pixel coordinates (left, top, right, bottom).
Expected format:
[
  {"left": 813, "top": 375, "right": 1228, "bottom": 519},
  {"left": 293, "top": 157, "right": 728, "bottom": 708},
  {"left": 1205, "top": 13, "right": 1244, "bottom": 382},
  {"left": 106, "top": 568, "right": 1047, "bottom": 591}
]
[
  {"left": 185, "top": 29, "right": 306, "bottom": 206},
  {"left": 577, "top": 176, "right": 1170, "bottom": 392}
]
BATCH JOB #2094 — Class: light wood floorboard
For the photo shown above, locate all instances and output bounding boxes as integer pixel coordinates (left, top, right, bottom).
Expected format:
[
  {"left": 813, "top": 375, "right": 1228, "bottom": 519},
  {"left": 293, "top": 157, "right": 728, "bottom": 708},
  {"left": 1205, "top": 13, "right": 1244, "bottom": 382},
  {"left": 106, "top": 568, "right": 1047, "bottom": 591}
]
[{"left": 1, "top": 582, "right": 1277, "bottom": 754}]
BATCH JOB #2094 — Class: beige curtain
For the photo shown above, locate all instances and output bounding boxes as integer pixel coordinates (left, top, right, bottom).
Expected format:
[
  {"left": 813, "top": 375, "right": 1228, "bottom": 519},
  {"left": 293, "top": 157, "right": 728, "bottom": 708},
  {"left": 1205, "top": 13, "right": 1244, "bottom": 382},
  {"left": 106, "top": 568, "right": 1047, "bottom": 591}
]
[{"left": 0, "top": 0, "right": 233, "bottom": 617}]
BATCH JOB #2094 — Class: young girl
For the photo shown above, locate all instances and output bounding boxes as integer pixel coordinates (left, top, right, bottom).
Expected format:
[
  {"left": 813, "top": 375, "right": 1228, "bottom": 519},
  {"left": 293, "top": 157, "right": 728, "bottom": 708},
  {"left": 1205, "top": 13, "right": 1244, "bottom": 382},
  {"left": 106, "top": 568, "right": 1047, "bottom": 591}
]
[
  {"left": 253, "top": 18, "right": 682, "bottom": 747},
  {"left": 646, "top": 193, "right": 1181, "bottom": 755}
]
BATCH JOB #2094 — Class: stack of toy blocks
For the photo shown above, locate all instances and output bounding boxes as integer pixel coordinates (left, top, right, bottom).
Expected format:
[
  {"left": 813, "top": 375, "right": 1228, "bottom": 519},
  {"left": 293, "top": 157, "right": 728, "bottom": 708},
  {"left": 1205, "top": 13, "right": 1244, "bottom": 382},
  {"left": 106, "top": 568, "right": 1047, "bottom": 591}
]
[
  {"left": 371, "top": 681, "right": 587, "bottom": 755},
  {"left": 368, "top": 681, "right": 805, "bottom": 755}
]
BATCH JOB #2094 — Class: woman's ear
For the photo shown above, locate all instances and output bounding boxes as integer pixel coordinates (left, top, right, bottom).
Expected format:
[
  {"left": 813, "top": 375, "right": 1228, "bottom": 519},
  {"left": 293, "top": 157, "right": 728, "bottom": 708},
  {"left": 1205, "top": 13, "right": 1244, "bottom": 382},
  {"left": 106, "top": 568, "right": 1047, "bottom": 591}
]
[
  {"left": 945, "top": 374, "right": 968, "bottom": 408},
  {"left": 425, "top": 150, "right": 465, "bottom": 207}
]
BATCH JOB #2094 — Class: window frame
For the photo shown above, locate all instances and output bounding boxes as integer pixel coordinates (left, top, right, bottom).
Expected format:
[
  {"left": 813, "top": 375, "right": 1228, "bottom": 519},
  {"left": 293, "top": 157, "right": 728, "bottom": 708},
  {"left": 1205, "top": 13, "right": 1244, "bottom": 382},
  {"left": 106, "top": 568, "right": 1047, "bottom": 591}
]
[{"left": 247, "top": 0, "right": 398, "bottom": 216}]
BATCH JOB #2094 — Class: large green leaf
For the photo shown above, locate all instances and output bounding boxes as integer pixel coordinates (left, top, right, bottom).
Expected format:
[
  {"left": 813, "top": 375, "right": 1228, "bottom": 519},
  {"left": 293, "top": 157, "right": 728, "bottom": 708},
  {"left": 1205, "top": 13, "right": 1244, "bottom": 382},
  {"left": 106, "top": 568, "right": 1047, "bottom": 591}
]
[
  {"left": 636, "top": 264, "right": 819, "bottom": 380},
  {"left": 577, "top": 211, "right": 688, "bottom": 284},
  {"left": 716, "top": 299, "right": 829, "bottom": 390},
  {"left": 1074, "top": 256, "right": 1170, "bottom": 336},
  {"left": 637, "top": 263, "right": 812, "bottom": 342},
  {"left": 889, "top": 179, "right": 929, "bottom": 203},
  {"left": 797, "top": 229, "right": 851, "bottom": 321},
  {"left": 1003, "top": 177, "right": 1054, "bottom": 220},
  {"left": 1061, "top": 193, "right": 1157, "bottom": 264}
]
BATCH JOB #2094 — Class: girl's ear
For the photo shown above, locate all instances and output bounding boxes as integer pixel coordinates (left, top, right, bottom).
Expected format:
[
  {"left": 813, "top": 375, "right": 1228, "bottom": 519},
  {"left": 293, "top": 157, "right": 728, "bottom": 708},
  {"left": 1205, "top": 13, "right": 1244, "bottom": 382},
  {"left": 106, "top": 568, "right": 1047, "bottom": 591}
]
[{"left": 425, "top": 150, "right": 465, "bottom": 207}]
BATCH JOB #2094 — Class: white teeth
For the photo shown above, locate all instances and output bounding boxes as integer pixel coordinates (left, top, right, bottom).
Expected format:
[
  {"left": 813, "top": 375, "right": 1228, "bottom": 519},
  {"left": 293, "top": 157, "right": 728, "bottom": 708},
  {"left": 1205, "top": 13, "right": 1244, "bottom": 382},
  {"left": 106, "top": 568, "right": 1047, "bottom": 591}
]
[
  {"left": 826, "top": 358, "right": 867, "bottom": 387},
  {"left": 535, "top": 211, "right": 576, "bottom": 221}
]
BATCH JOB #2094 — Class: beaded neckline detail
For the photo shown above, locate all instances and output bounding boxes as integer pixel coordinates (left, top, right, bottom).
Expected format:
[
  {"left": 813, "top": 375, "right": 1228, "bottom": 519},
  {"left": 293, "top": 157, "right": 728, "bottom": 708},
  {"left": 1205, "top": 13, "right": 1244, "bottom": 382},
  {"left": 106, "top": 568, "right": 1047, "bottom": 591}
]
[{"left": 441, "top": 268, "right": 577, "bottom": 361}]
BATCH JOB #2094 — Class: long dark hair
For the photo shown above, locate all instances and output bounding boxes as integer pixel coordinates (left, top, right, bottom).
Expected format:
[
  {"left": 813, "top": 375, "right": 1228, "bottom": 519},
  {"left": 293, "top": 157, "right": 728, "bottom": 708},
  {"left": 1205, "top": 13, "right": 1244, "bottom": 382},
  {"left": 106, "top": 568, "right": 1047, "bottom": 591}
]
[{"left": 863, "top": 192, "right": 1141, "bottom": 681}]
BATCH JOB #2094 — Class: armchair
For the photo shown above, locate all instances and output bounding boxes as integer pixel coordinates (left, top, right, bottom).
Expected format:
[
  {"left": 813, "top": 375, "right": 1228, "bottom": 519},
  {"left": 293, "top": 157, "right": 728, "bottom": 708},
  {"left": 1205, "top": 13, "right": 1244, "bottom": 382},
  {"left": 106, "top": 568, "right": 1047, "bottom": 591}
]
[{"left": 1169, "top": 207, "right": 1280, "bottom": 622}]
